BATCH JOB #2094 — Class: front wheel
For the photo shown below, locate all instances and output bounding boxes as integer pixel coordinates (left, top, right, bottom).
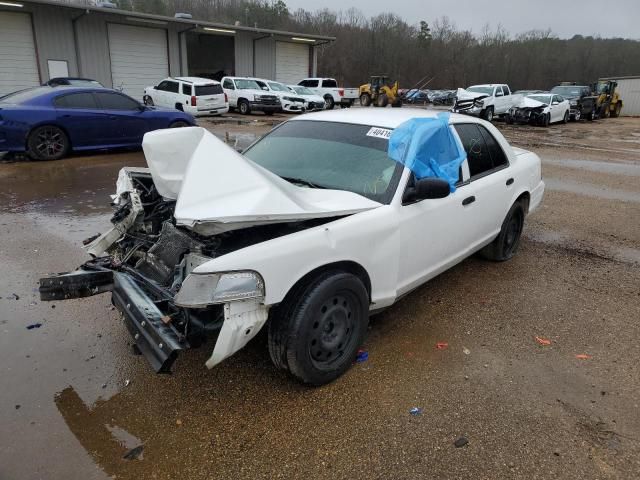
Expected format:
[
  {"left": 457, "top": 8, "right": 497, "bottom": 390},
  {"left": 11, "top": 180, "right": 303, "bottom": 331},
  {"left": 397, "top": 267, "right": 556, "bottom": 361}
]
[
  {"left": 238, "top": 100, "right": 251, "bottom": 115},
  {"left": 27, "top": 125, "right": 69, "bottom": 161},
  {"left": 480, "top": 201, "right": 525, "bottom": 262},
  {"left": 360, "top": 94, "right": 371, "bottom": 107},
  {"left": 482, "top": 107, "right": 494, "bottom": 122},
  {"left": 572, "top": 110, "right": 581, "bottom": 121},
  {"left": 143, "top": 95, "right": 154, "bottom": 106},
  {"left": 268, "top": 272, "right": 369, "bottom": 385},
  {"left": 563, "top": 110, "right": 569, "bottom": 123},
  {"left": 169, "top": 120, "right": 190, "bottom": 128}
]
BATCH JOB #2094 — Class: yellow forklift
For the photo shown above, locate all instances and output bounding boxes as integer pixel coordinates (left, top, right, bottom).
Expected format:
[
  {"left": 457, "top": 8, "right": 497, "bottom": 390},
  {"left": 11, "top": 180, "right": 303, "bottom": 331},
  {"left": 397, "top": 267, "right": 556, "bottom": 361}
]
[
  {"left": 359, "top": 75, "right": 403, "bottom": 108},
  {"left": 594, "top": 79, "right": 623, "bottom": 118}
]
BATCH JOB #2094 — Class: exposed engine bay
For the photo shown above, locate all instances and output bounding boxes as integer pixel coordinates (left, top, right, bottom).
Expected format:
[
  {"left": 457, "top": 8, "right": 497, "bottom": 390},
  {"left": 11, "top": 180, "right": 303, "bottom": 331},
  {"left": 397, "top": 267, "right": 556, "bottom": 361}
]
[{"left": 40, "top": 168, "right": 339, "bottom": 372}]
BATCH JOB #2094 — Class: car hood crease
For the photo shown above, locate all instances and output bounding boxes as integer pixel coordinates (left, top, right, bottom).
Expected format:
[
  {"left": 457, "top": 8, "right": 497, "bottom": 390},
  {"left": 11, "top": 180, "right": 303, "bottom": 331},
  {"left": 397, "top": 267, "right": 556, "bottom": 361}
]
[{"left": 141, "top": 127, "right": 382, "bottom": 235}]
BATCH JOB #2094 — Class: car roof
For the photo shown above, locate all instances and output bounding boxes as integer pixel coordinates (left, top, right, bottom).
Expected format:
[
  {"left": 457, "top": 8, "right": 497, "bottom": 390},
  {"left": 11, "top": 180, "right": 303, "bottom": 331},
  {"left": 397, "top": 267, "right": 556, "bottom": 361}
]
[
  {"left": 172, "top": 76, "right": 220, "bottom": 85},
  {"left": 291, "top": 108, "right": 479, "bottom": 129},
  {"left": 468, "top": 84, "right": 506, "bottom": 88}
]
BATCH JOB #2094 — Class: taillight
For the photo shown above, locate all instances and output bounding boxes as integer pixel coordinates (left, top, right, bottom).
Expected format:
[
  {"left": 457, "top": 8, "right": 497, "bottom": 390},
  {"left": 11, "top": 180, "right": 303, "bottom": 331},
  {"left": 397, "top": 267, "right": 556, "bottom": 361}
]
[
  {"left": 224, "top": 93, "right": 228, "bottom": 103},
  {"left": 338, "top": 89, "right": 344, "bottom": 96},
  {"left": 191, "top": 95, "right": 197, "bottom": 106}
]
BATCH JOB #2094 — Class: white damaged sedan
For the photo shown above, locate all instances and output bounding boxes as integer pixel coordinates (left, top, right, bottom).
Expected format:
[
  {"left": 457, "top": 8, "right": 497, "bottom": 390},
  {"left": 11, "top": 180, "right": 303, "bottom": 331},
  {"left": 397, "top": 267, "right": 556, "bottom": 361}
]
[{"left": 39, "top": 109, "right": 544, "bottom": 385}]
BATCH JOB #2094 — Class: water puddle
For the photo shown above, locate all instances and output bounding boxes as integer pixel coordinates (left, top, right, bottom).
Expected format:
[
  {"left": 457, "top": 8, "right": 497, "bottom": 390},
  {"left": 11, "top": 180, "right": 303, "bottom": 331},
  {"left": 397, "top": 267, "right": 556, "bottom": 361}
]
[
  {"left": 544, "top": 178, "right": 640, "bottom": 203},
  {"left": 543, "top": 158, "right": 640, "bottom": 176}
]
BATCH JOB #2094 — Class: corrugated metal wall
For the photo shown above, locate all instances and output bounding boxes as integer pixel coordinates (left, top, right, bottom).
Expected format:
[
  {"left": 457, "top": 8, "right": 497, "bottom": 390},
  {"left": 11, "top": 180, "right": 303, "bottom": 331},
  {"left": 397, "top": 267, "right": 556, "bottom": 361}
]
[
  {"left": 254, "top": 37, "right": 275, "bottom": 79},
  {"left": 31, "top": 5, "right": 78, "bottom": 79},
  {"left": 235, "top": 31, "right": 253, "bottom": 76},
  {"left": 616, "top": 78, "right": 640, "bottom": 116}
]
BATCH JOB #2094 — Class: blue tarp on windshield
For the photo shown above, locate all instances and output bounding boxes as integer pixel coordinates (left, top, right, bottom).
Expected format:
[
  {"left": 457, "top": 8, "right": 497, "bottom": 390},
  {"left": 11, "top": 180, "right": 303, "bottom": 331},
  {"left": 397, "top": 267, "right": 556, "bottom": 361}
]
[{"left": 387, "top": 113, "right": 466, "bottom": 192}]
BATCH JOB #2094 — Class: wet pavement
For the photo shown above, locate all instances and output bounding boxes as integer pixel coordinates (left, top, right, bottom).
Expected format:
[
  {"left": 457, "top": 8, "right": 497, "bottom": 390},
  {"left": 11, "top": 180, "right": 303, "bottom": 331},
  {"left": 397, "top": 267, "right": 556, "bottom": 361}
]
[{"left": 1, "top": 115, "right": 639, "bottom": 479}]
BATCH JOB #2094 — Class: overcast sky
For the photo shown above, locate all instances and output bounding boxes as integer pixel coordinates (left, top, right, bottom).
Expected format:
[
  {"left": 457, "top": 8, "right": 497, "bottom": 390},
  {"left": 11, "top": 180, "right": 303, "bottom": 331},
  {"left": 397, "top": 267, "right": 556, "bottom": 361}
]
[{"left": 286, "top": 0, "right": 640, "bottom": 39}]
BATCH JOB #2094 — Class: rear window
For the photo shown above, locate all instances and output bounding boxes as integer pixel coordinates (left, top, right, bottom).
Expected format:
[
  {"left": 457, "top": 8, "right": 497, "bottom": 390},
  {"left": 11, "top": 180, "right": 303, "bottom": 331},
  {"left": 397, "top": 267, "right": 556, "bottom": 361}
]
[
  {"left": 195, "top": 84, "right": 223, "bottom": 96},
  {"left": 0, "top": 87, "right": 49, "bottom": 104},
  {"left": 321, "top": 79, "right": 338, "bottom": 88}
]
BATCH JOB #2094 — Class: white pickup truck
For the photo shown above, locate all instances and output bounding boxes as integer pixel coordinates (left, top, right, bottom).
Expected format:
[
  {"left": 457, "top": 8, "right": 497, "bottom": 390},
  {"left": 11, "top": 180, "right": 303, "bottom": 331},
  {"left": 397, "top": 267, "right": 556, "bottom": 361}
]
[
  {"left": 39, "top": 109, "right": 544, "bottom": 385},
  {"left": 221, "top": 76, "right": 281, "bottom": 115},
  {"left": 298, "top": 78, "right": 359, "bottom": 110},
  {"left": 453, "top": 84, "right": 522, "bottom": 121}
]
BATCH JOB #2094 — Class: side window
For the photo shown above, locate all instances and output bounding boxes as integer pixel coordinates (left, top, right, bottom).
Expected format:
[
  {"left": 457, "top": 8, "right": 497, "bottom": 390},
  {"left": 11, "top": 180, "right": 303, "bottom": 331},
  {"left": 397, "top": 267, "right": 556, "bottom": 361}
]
[
  {"left": 166, "top": 81, "right": 179, "bottom": 94},
  {"left": 503, "top": 85, "right": 511, "bottom": 95},
  {"left": 156, "top": 80, "right": 169, "bottom": 91},
  {"left": 255, "top": 81, "right": 267, "bottom": 90},
  {"left": 494, "top": 87, "right": 503, "bottom": 97},
  {"left": 555, "top": 95, "right": 564, "bottom": 102},
  {"left": 223, "top": 79, "right": 234, "bottom": 89},
  {"left": 182, "top": 83, "right": 192, "bottom": 96},
  {"left": 53, "top": 92, "right": 98, "bottom": 109},
  {"left": 453, "top": 124, "right": 494, "bottom": 178},
  {"left": 477, "top": 125, "right": 508, "bottom": 169},
  {"left": 302, "top": 79, "right": 318, "bottom": 87},
  {"left": 322, "top": 79, "right": 338, "bottom": 88},
  {"left": 94, "top": 92, "right": 140, "bottom": 110}
]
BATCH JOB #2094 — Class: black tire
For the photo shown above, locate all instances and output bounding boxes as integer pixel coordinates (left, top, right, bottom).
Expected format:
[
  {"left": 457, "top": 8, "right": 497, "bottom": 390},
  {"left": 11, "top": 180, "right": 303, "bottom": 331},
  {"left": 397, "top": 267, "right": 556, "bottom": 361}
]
[
  {"left": 143, "top": 95, "right": 154, "bottom": 106},
  {"left": 563, "top": 110, "right": 569, "bottom": 124},
  {"left": 480, "top": 201, "right": 525, "bottom": 262},
  {"left": 586, "top": 110, "right": 594, "bottom": 121},
  {"left": 324, "top": 95, "right": 335, "bottom": 110},
  {"left": 27, "top": 125, "right": 69, "bottom": 161},
  {"left": 377, "top": 93, "right": 389, "bottom": 108},
  {"left": 572, "top": 110, "right": 581, "bottom": 121},
  {"left": 268, "top": 271, "right": 369, "bottom": 385},
  {"left": 481, "top": 107, "right": 494, "bottom": 122},
  {"left": 542, "top": 113, "right": 550, "bottom": 127},
  {"left": 360, "top": 94, "right": 371, "bottom": 107},
  {"left": 391, "top": 98, "right": 403, "bottom": 108},
  {"left": 238, "top": 100, "right": 251, "bottom": 115},
  {"left": 169, "top": 120, "right": 190, "bottom": 128}
]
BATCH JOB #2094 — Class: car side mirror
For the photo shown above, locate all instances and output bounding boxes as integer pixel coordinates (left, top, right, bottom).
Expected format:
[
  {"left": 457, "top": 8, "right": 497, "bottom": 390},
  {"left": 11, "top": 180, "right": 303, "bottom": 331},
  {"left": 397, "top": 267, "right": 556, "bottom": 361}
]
[
  {"left": 261, "top": 86, "right": 269, "bottom": 91},
  {"left": 403, "top": 177, "right": 450, "bottom": 203},
  {"left": 552, "top": 101, "right": 559, "bottom": 105}
]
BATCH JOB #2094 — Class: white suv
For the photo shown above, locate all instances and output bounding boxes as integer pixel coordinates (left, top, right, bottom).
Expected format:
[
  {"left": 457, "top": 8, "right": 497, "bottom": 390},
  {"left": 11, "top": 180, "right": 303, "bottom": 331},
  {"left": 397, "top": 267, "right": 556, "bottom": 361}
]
[
  {"left": 143, "top": 77, "right": 229, "bottom": 116},
  {"left": 251, "top": 78, "right": 306, "bottom": 113}
]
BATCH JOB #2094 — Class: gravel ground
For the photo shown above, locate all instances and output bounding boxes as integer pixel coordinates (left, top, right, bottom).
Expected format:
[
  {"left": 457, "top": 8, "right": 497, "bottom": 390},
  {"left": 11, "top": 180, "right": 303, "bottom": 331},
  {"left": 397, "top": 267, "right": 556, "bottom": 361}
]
[{"left": 0, "top": 112, "right": 638, "bottom": 480}]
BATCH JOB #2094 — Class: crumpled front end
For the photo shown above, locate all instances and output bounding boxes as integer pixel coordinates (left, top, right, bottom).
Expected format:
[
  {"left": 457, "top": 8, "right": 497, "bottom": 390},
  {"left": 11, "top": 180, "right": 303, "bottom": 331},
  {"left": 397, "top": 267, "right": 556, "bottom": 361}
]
[
  {"left": 451, "top": 88, "right": 488, "bottom": 116},
  {"left": 507, "top": 97, "right": 549, "bottom": 125}
]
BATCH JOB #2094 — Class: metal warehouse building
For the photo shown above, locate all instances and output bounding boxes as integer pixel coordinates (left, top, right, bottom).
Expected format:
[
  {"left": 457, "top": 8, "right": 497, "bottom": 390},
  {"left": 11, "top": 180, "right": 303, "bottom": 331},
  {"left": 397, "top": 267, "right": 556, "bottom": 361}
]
[
  {"left": 0, "top": 0, "right": 334, "bottom": 99},
  {"left": 600, "top": 76, "right": 640, "bottom": 116}
]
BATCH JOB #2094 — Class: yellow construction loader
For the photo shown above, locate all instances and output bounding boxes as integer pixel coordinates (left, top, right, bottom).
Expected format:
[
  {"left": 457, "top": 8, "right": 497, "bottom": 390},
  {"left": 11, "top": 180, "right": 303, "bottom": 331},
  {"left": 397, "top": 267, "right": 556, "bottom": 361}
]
[
  {"left": 594, "top": 80, "right": 623, "bottom": 118},
  {"left": 359, "top": 75, "right": 403, "bottom": 108}
]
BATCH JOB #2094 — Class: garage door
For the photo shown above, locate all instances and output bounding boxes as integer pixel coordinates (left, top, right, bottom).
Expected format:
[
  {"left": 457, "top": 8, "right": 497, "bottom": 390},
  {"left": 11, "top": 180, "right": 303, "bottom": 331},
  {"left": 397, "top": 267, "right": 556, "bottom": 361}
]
[
  {"left": 108, "top": 24, "right": 168, "bottom": 100},
  {"left": 275, "top": 42, "right": 309, "bottom": 85},
  {"left": 0, "top": 12, "right": 40, "bottom": 96}
]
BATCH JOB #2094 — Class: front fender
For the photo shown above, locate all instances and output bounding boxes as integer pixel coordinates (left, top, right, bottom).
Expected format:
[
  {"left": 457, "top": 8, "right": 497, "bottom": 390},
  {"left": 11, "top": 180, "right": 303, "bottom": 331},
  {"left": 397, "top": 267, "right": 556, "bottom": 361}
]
[{"left": 192, "top": 206, "right": 401, "bottom": 308}]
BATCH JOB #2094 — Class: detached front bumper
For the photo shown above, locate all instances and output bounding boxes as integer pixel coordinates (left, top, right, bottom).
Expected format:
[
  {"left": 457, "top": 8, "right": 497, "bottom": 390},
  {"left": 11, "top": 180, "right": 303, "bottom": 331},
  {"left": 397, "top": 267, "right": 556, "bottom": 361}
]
[{"left": 452, "top": 104, "right": 482, "bottom": 116}]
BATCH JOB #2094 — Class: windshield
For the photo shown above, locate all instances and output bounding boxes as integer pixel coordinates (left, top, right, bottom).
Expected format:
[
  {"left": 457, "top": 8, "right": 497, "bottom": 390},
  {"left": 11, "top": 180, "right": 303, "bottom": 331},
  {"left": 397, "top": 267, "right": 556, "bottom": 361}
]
[
  {"left": 527, "top": 95, "right": 551, "bottom": 104},
  {"left": 551, "top": 86, "right": 583, "bottom": 97},
  {"left": 235, "top": 79, "right": 261, "bottom": 90},
  {"left": 268, "top": 82, "right": 290, "bottom": 92},
  {"left": 243, "top": 121, "right": 403, "bottom": 204},
  {"left": 467, "top": 86, "right": 494, "bottom": 96},
  {"left": 292, "top": 86, "right": 313, "bottom": 95}
]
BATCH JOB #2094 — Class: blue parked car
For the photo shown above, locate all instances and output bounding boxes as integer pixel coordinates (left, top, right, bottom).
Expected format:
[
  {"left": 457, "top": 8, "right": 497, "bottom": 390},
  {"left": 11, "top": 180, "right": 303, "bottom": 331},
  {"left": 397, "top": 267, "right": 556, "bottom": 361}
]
[{"left": 0, "top": 86, "right": 195, "bottom": 160}]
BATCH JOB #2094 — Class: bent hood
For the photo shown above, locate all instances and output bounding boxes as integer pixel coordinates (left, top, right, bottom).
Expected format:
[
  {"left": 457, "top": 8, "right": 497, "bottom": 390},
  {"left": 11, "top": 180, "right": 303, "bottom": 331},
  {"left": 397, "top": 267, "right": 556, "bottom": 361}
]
[
  {"left": 142, "top": 127, "right": 382, "bottom": 235},
  {"left": 456, "top": 88, "right": 489, "bottom": 102},
  {"left": 515, "top": 97, "right": 548, "bottom": 109}
]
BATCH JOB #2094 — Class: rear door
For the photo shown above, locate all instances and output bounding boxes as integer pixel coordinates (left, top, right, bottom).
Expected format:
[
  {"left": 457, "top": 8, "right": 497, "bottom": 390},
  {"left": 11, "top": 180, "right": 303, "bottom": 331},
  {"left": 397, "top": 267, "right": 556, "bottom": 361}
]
[
  {"left": 194, "top": 83, "right": 226, "bottom": 111},
  {"left": 53, "top": 92, "right": 107, "bottom": 148},
  {"left": 94, "top": 91, "right": 148, "bottom": 145},
  {"left": 452, "top": 123, "right": 513, "bottom": 247},
  {"left": 222, "top": 78, "right": 238, "bottom": 107}
]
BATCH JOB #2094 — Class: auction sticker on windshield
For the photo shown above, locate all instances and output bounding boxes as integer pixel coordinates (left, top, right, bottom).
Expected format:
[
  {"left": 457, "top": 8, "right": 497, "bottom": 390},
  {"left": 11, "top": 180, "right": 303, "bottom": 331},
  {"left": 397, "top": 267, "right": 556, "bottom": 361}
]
[{"left": 366, "top": 127, "right": 392, "bottom": 139}]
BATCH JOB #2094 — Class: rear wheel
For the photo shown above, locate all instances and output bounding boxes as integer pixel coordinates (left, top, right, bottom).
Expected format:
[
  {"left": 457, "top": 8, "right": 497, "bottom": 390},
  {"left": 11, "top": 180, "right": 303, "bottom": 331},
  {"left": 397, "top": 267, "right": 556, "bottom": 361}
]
[
  {"left": 391, "top": 97, "right": 403, "bottom": 108},
  {"left": 268, "top": 272, "right": 369, "bottom": 385},
  {"left": 27, "top": 125, "right": 69, "bottom": 161},
  {"left": 377, "top": 93, "right": 389, "bottom": 107},
  {"left": 238, "top": 100, "right": 251, "bottom": 115},
  {"left": 169, "top": 120, "right": 189, "bottom": 128},
  {"left": 360, "top": 94, "right": 371, "bottom": 107},
  {"left": 481, "top": 201, "right": 525, "bottom": 262},
  {"left": 143, "top": 95, "right": 154, "bottom": 106},
  {"left": 324, "top": 95, "right": 335, "bottom": 110}
]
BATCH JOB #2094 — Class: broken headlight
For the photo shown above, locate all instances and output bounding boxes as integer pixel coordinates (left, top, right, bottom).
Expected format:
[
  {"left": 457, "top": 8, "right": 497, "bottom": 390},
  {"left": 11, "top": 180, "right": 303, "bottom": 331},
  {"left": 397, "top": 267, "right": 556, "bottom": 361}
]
[{"left": 174, "top": 271, "right": 265, "bottom": 308}]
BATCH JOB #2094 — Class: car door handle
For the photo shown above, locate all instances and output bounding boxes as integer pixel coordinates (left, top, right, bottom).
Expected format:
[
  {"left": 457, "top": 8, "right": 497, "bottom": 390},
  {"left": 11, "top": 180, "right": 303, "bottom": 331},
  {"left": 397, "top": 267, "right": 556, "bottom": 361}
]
[
  {"left": 462, "top": 196, "right": 476, "bottom": 206},
  {"left": 506, "top": 178, "right": 514, "bottom": 186}
]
